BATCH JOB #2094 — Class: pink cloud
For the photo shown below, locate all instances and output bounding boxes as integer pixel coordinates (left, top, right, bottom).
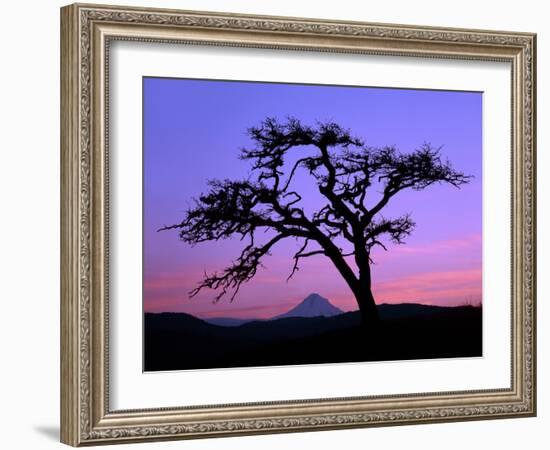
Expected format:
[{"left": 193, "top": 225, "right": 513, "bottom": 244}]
[
  {"left": 144, "top": 234, "right": 482, "bottom": 315},
  {"left": 373, "top": 268, "right": 482, "bottom": 306},
  {"left": 392, "top": 233, "right": 481, "bottom": 255},
  {"left": 197, "top": 302, "right": 296, "bottom": 319}
]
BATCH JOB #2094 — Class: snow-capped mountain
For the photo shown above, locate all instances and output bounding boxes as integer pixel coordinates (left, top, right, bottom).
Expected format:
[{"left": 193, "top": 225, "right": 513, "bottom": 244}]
[{"left": 275, "top": 293, "right": 343, "bottom": 319}]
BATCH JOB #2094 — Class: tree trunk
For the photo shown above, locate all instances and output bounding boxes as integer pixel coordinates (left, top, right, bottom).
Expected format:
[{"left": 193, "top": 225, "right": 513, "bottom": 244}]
[
  {"left": 355, "top": 287, "right": 380, "bottom": 332},
  {"left": 355, "top": 262, "right": 380, "bottom": 332},
  {"left": 321, "top": 238, "right": 380, "bottom": 331}
]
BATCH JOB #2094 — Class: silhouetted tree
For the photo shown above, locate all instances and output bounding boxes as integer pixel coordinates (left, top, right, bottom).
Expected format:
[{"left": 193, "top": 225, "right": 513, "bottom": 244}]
[{"left": 160, "top": 118, "right": 471, "bottom": 330}]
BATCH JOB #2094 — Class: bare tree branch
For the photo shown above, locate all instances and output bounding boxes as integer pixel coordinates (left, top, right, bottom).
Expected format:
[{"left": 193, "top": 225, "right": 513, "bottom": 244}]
[
  {"left": 190, "top": 233, "right": 288, "bottom": 303},
  {"left": 286, "top": 238, "right": 326, "bottom": 282}
]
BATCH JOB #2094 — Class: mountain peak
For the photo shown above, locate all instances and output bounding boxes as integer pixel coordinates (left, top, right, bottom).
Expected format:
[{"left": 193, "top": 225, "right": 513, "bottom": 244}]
[
  {"left": 275, "top": 293, "right": 343, "bottom": 319},
  {"left": 301, "top": 293, "right": 330, "bottom": 306},
  {"left": 304, "top": 292, "right": 323, "bottom": 300}
]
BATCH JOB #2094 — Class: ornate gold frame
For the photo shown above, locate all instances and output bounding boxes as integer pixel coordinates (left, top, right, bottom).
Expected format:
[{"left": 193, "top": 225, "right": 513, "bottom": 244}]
[{"left": 60, "top": 3, "right": 536, "bottom": 446}]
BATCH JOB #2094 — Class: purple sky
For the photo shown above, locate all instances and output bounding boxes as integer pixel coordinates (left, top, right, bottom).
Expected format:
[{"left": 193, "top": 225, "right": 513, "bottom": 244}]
[{"left": 143, "top": 77, "right": 482, "bottom": 318}]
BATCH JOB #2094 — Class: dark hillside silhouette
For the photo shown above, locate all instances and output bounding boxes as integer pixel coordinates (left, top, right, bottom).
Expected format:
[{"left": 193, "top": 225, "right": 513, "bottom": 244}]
[{"left": 144, "top": 303, "right": 482, "bottom": 371}]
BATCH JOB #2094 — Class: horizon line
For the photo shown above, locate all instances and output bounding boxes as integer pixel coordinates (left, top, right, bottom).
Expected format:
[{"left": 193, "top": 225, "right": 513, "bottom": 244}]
[{"left": 144, "top": 300, "right": 483, "bottom": 321}]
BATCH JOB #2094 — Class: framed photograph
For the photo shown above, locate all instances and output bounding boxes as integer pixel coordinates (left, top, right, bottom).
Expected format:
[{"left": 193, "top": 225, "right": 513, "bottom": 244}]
[{"left": 60, "top": 3, "right": 536, "bottom": 446}]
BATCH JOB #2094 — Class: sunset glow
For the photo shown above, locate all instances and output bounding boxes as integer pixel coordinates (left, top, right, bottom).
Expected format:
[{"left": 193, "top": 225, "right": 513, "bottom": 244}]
[{"left": 143, "top": 78, "right": 482, "bottom": 318}]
